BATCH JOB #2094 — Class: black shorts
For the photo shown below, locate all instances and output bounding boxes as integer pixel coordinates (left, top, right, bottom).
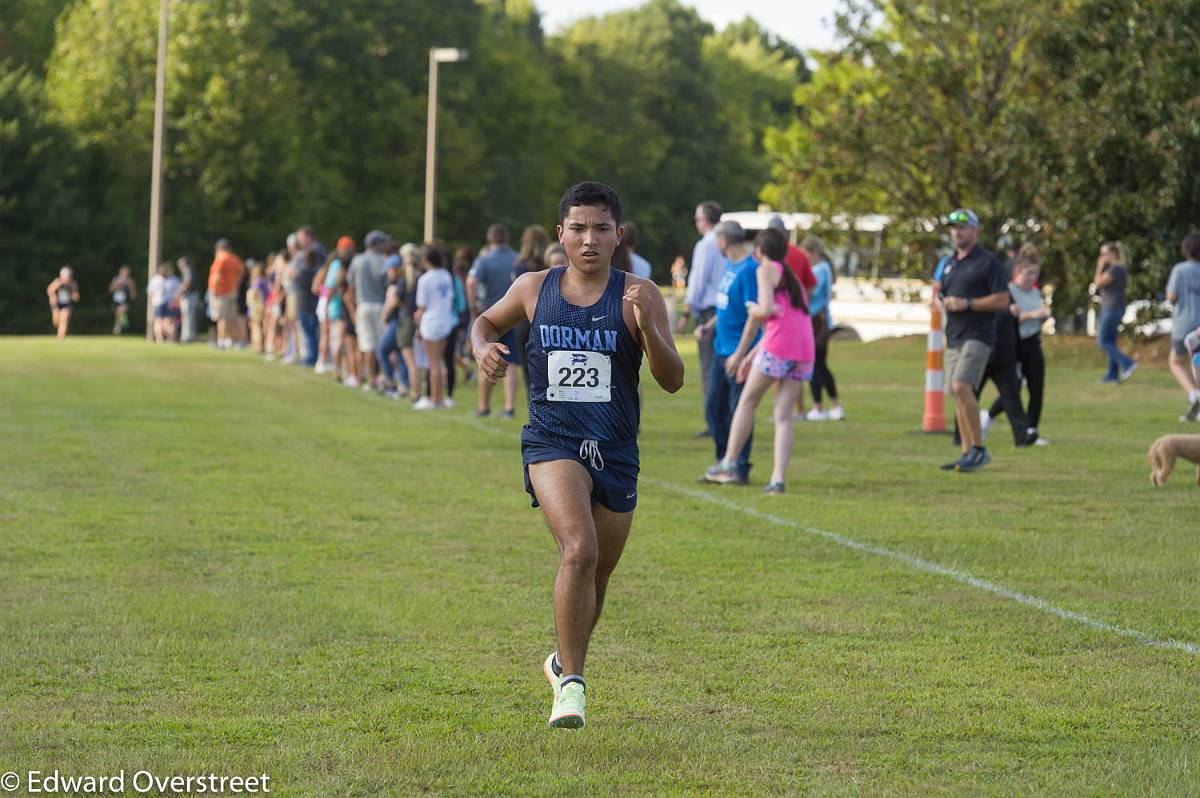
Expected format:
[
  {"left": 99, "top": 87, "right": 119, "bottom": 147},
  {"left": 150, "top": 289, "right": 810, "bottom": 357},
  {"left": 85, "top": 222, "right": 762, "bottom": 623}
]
[
  {"left": 56, "top": 302, "right": 72, "bottom": 311},
  {"left": 521, "top": 426, "right": 639, "bottom": 514}
]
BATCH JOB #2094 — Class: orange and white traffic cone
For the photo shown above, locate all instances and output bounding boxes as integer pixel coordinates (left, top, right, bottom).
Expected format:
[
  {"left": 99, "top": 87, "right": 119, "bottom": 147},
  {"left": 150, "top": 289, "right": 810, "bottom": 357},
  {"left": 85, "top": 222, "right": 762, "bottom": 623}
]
[{"left": 922, "top": 305, "right": 946, "bottom": 432}]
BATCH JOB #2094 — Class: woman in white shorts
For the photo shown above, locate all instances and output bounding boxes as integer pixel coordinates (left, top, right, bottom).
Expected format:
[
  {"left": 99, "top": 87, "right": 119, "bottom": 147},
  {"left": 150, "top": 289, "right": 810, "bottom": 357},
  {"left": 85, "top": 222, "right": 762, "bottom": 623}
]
[{"left": 414, "top": 245, "right": 458, "bottom": 410}]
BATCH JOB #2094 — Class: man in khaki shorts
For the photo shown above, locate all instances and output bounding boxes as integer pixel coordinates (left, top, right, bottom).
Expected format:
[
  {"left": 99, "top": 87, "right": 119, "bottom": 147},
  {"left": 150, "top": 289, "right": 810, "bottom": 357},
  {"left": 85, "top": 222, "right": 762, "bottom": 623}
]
[
  {"left": 348, "top": 230, "right": 391, "bottom": 387},
  {"left": 207, "top": 239, "right": 244, "bottom": 349},
  {"left": 935, "top": 209, "right": 1009, "bottom": 472}
]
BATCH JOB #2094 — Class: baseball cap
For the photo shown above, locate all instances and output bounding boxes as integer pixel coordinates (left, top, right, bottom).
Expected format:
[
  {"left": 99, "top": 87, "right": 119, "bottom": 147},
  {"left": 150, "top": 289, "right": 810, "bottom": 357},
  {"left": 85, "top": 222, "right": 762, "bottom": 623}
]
[
  {"left": 336, "top": 235, "right": 355, "bottom": 251},
  {"left": 365, "top": 230, "right": 390, "bottom": 247},
  {"left": 947, "top": 209, "right": 980, "bottom": 229}
]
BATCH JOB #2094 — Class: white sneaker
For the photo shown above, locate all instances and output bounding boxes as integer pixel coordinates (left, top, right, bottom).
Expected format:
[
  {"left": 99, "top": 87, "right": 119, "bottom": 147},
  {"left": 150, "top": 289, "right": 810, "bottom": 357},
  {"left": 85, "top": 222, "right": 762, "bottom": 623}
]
[
  {"left": 314, "top": 362, "right": 328, "bottom": 375},
  {"left": 805, "top": 408, "right": 828, "bottom": 421},
  {"left": 344, "top": 376, "right": 359, "bottom": 388},
  {"left": 828, "top": 405, "right": 845, "bottom": 421},
  {"left": 413, "top": 397, "right": 436, "bottom": 410},
  {"left": 1034, "top": 437, "right": 1050, "bottom": 446},
  {"left": 440, "top": 397, "right": 455, "bottom": 409},
  {"left": 281, "top": 355, "right": 296, "bottom": 365},
  {"left": 979, "top": 410, "right": 993, "bottom": 441}
]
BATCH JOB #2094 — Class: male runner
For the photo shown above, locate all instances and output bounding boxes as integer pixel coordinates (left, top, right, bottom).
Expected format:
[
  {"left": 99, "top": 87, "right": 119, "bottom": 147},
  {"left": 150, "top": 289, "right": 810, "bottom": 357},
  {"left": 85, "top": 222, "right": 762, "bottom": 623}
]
[{"left": 471, "top": 181, "right": 684, "bottom": 728}]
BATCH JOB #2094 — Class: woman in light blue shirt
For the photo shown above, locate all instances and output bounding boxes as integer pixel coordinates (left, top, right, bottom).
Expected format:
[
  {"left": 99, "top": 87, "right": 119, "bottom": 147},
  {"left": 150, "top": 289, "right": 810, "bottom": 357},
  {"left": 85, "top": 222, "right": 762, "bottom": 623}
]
[{"left": 802, "top": 236, "right": 843, "bottom": 420}]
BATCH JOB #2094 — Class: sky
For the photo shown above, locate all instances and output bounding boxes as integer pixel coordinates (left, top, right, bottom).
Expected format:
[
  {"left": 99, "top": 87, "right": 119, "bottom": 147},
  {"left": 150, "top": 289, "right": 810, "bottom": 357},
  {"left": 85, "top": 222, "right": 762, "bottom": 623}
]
[{"left": 535, "top": 0, "right": 844, "bottom": 52}]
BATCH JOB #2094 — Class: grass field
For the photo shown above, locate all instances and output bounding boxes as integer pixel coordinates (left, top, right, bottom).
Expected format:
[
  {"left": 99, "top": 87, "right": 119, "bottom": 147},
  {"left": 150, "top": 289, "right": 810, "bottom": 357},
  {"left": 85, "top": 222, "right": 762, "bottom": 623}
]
[{"left": 1, "top": 334, "right": 1198, "bottom": 796}]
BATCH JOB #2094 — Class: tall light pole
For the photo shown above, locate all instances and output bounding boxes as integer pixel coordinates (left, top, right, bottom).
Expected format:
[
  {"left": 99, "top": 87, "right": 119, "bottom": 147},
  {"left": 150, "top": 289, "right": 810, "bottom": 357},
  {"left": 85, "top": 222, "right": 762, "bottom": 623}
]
[
  {"left": 423, "top": 47, "right": 467, "bottom": 243},
  {"left": 146, "top": 0, "right": 170, "bottom": 339}
]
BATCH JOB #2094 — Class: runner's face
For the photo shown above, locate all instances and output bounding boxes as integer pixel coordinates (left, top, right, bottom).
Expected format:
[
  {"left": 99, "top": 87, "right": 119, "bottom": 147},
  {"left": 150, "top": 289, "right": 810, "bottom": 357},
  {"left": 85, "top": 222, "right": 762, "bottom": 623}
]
[{"left": 557, "top": 206, "right": 623, "bottom": 276}]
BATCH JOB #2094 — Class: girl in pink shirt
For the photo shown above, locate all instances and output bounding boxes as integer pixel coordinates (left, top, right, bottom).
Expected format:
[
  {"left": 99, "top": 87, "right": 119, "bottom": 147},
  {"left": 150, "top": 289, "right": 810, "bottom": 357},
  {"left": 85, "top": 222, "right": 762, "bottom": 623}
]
[{"left": 708, "top": 228, "right": 814, "bottom": 494}]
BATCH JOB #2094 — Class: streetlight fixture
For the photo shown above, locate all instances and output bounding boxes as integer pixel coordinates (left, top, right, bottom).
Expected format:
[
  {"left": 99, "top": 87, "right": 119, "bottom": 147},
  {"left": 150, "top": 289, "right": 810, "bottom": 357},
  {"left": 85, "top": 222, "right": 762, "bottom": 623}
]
[{"left": 423, "top": 47, "right": 468, "bottom": 242}]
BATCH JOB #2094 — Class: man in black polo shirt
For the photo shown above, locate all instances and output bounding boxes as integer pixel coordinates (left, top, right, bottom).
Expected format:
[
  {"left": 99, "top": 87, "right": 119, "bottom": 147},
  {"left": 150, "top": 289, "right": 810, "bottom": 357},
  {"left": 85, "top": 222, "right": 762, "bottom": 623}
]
[{"left": 937, "top": 209, "right": 1009, "bottom": 472}]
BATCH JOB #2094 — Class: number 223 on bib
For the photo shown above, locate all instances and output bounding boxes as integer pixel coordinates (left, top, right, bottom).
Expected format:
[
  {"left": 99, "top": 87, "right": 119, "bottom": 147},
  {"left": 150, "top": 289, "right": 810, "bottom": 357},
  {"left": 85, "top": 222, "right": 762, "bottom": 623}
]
[{"left": 546, "top": 350, "right": 611, "bottom": 402}]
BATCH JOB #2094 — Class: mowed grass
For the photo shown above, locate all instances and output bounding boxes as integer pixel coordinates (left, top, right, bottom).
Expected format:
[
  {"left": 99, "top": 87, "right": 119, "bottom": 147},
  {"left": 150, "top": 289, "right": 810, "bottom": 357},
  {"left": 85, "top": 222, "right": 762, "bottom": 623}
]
[{"left": 1, "top": 334, "right": 1198, "bottom": 796}]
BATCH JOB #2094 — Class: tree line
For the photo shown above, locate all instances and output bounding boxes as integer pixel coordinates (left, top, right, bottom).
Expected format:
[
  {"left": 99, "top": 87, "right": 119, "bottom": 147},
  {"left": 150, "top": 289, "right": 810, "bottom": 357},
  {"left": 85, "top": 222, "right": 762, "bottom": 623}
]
[
  {"left": 0, "top": 0, "right": 805, "bottom": 333},
  {"left": 3, "top": 0, "right": 1197, "bottom": 333}
]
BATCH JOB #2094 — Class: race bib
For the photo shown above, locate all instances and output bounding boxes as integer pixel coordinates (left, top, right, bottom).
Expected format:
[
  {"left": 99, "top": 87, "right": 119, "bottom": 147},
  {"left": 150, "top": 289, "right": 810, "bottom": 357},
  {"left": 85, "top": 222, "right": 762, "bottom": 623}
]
[{"left": 546, "top": 350, "right": 611, "bottom": 402}]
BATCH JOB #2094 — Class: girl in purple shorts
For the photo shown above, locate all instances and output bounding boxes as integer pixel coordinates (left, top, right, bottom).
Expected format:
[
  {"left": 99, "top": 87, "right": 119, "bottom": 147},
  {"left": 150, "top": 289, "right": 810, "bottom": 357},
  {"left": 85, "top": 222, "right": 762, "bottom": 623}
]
[{"left": 709, "top": 228, "right": 815, "bottom": 494}]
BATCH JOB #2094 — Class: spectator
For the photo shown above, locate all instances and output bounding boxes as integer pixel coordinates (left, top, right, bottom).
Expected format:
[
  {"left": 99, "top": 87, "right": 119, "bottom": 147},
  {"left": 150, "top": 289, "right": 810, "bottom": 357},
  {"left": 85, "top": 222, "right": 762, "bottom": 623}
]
[
  {"left": 397, "top": 243, "right": 423, "bottom": 400},
  {"left": 696, "top": 220, "right": 758, "bottom": 484},
  {"left": 377, "top": 256, "right": 407, "bottom": 399},
  {"left": 513, "top": 225, "right": 549, "bottom": 394},
  {"left": 623, "top": 221, "right": 653, "bottom": 280},
  {"left": 706, "top": 228, "right": 814, "bottom": 493},
  {"left": 293, "top": 250, "right": 320, "bottom": 366},
  {"left": 147, "top": 260, "right": 181, "bottom": 343},
  {"left": 936, "top": 209, "right": 1010, "bottom": 472},
  {"left": 670, "top": 254, "right": 688, "bottom": 333},
  {"left": 766, "top": 216, "right": 816, "bottom": 291},
  {"left": 1167, "top": 231, "right": 1200, "bottom": 421},
  {"left": 315, "top": 236, "right": 355, "bottom": 374},
  {"left": 264, "top": 251, "right": 286, "bottom": 360},
  {"left": 415, "top": 244, "right": 458, "bottom": 410},
  {"left": 467, "top": 223, "right": 520, "bottom": 418},
  {"left": 108, "top": 265, "right": 137, "bottom": 335},
  {"left": 176, "top": 257, "right": 198, "bottom": 343},
  {"left": 802, "top": 235, "right": 843, "bottom": 421},
  {"left": 450, "top": 248, "right": 471, "bottom": 389},
  {"left": 282, "top": 238, "right": 306, "bottom": 363},
  {"left": 976, "top": 249, "right": 1036, "bottom": 450},
  {"left": 348, "top": 230, "right": 391, "bottom": 388},
  {"left": 685, "top": 200, "right": 725, "bottom": 436},
  {"left": 1094, "top": 241, "right": 1136, "bottom": 384},
  {"left": 46, "top": 266, "right": 79, "bottom": 341},
  {"left": 296, "top": 225, "right": 326, "bottom": 265},
  {"left": 248, "top": 260, "right": 269, "bottom": 353},
  {"left": 985, "top": 249, "right": 1051, "bottom": 445},
  {"left": 207, "top": 238, "right": 245, "bottom": 350},
  {"left": 543, "top": 243, "right": 567, "bottom": 270},
  {"left": 340, "top": 260, "right": 361, "bottom": 387},
  {"left": 235, "top": 254, "right": 251, "bottom": 349}
]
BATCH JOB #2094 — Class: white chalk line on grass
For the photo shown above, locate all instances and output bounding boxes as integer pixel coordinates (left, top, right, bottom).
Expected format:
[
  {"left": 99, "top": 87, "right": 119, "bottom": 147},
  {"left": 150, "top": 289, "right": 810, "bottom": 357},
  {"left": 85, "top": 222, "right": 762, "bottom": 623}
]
[
  {"left": 452, "top": 413, "right": 1199, "bottom": 656},
  {"left": 650, "top": 479, "right": 1200, "bottom": 657}
]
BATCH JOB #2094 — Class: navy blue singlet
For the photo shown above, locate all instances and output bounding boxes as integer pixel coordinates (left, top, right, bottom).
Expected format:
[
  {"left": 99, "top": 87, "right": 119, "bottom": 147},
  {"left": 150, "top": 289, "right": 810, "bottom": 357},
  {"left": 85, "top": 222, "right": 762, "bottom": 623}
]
[{"left": 526, "top": 267, "right": 643, "bottom": 443}]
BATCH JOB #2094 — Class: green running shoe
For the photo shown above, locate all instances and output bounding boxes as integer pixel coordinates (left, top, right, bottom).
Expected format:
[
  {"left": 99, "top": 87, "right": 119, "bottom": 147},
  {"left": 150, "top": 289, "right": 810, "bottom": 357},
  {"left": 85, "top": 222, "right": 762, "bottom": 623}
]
[{"left": 549, "top": 681, "right": 586, "bottom": 728}]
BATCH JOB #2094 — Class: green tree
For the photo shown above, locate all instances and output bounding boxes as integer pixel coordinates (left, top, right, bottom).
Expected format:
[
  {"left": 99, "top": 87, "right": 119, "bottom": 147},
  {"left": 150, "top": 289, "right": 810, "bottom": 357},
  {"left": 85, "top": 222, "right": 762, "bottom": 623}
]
[
  {"left": 763, "top": 0, "right": 1051, "bottom": 273},
  {"left": 552, "top": 0, "right": 789, "bottom": 273},
  {"left": 1029, "top": 0, "right": 1200, "bottom": 311},
  {"left": 0, "top": 67, "right": 115, "bottom": 333},
  {"left": 0, "top": 0, "right": 74, "bottom": 72}
]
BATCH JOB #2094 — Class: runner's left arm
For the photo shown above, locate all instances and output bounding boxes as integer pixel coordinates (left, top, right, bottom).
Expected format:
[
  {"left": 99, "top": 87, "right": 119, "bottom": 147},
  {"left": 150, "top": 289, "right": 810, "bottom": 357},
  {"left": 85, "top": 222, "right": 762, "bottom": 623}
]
[{"left": 625, "top": 277, "right": 684, "bottom": 393}]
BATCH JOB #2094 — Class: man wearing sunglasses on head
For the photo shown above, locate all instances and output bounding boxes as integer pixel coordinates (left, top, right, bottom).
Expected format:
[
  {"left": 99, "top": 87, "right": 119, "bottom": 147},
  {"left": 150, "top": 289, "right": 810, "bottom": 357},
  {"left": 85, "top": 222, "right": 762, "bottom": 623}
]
[{"left": 935, "top": 209, "right": 1010, "bottom": 472}]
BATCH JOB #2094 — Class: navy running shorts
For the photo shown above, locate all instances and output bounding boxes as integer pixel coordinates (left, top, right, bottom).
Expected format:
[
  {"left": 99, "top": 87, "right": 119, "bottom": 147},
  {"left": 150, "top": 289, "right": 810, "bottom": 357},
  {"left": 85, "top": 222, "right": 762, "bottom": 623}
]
[{"left": 521, "top": 425, "right": 639, "bottom": 514}]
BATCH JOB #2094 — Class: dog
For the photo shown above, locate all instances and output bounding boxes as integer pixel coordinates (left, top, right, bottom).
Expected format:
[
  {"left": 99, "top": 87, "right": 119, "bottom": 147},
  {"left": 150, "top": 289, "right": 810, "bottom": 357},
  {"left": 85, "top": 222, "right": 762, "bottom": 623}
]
[{"left": 1148, "top": 434, "right": 1200, "bottom": 486}]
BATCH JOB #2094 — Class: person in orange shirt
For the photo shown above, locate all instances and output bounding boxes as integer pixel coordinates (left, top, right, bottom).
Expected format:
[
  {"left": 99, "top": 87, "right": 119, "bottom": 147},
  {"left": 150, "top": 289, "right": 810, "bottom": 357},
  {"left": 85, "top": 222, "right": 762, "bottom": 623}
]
[{"left": 207, "top": 238, "right": 245, "bottom": 348}]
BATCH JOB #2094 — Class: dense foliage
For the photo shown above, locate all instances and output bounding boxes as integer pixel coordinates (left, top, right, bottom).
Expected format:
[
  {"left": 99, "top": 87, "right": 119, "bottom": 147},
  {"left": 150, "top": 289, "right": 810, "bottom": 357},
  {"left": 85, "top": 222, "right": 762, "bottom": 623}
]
[{"left": 1, "top": 0, "right": 804, "bottom": 333}]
